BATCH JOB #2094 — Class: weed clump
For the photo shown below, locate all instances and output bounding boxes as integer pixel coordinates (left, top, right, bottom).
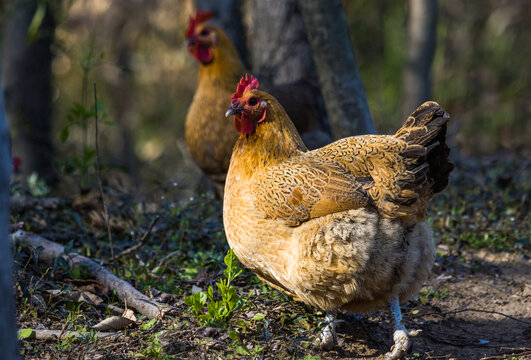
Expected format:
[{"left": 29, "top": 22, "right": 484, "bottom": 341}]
[{"left": 185, "top": 249, "right": 244, "bottom": 328}]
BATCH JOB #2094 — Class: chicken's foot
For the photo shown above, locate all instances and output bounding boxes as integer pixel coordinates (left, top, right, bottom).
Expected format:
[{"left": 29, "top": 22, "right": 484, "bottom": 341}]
[
  {"left": 317, "top": 311, "right": 338, "bottom": 350},
  {"left": 384, "top": 295, "right": 421, "bottom": 360}
]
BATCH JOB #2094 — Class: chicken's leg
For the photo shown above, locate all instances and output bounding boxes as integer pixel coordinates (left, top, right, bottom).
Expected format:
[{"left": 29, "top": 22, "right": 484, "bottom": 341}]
[
  {"left": 318, "top": 311, "right": 338, "bottom": 350},
  {"left": 384, "top": 295, "right": 421, "bottom": 360}
]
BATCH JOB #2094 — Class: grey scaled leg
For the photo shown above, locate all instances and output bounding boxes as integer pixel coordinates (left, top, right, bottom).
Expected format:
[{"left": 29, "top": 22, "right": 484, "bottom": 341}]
[
  {"left": 318, "top": 310, "right": 338, "bottom": 350},
  {"left": 384, "top": 295, "right": 421, "bottom": 360}
]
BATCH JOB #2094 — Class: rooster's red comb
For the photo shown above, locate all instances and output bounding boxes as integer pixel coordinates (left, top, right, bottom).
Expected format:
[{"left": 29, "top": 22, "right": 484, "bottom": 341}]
[
  {"left": 231, "top": 74, "right": 259, "bottom": 104},
  {"left": 186, "top": 10, "right": 213, "bottom": 39}
]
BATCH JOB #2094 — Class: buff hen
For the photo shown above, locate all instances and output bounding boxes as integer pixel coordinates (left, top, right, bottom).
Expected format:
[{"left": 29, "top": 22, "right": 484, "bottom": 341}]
[
  {"left": 185, "top": 11, "right": 331, "bottom": 196},
  {"left": 223, "top": 75, "right": 453, "bottom": 359}
]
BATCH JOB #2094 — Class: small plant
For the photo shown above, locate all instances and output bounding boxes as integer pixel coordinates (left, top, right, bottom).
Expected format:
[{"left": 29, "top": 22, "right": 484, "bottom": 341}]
[
  {"left": 54, "top": 334, "right": 75, "bottom": 352},
  {"left": 140, "top": 331, "right": 165, "bottom": 359},
  {"left": 141, "top": 318, "right": 158, "bottom": 331},
  {"left": 185, "top": 249, "right": 244, "bottom": 328},
  {"left": 60, "top": 100, "right": 98, "bottom": 192},
  {"left": 27, "top": 172, "right": 50, "bottom": 197},
  {"left": 59, "top": 48, "right": 113, "bottom": 192},
  {"left": 419, "top": 288, "right": 450, "bottom": 305},
  {"left": 228, "top": 329, "right": 265, "bottom": 357}
]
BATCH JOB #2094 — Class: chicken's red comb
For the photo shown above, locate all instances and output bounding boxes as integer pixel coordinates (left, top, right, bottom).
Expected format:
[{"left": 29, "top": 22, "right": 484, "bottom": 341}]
[
  {"left": 186, "top": 10, "right": 213, "bottom": 39},
  {"left": 231, "top": 74, "right": 259, "bottom": 104}
]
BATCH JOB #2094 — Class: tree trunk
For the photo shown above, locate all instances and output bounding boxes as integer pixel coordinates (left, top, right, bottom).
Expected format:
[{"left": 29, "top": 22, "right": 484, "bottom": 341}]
[
  {"left": 106, "top": 17, "right": 139, "bottom": 185},
  {"left": 0, "top": 57, "right": 20, "bottom": 360},
  {"left": 1, "top": 0, "right": 56, "bottom": 179},
  {"left": 250, "top": 0, "right": 331, "bottom": 147},
  {"left": 195, "top": 0, "right": 248, "bottom": 66},
  {"left": 251, "top": 0, "right": 316, "bottom": 85},
  {"left": 298, "top": 0, "right": 376, "bottom": 138},
  {"left": 402, "top": 0, "right": 438, "bottom": 118}
]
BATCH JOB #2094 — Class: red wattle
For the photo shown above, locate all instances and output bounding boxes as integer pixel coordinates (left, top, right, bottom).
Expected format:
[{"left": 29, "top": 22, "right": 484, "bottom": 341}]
[
  {"left": 190, "top": 44, "right": 213, "bottom": 64},
  {"left": 234, "top": 114, "right": 254, "bottom": 135}
]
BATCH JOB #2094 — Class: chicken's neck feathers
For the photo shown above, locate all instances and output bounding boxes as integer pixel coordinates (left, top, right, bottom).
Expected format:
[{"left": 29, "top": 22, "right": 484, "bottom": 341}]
[
  {"left": 231, "top": 99, "right": 308, "bottom": 177},
  {"left": 197, "top": 36, "right": 246, "bottom": 91}
]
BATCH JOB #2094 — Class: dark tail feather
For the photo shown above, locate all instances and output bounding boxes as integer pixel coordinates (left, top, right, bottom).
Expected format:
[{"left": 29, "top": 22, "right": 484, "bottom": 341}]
[{"left": 396, "top": 101, "right": 453, "bottom": 195}]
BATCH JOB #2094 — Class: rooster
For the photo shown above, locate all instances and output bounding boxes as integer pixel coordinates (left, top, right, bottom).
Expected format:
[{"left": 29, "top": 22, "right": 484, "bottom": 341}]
[
  {"left": 185, "top": 11, "right": 331, "bottom": 196},
  {"left": 224, "top": 75, "right": 453, "bottom": 359}
]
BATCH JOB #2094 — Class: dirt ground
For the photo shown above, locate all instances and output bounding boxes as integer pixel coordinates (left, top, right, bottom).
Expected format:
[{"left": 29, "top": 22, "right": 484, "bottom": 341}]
[
  {"left": 14, "top": 228, "right": 531, "bottom": 360},
  {"left": 323, "top": 249, "right": 531, "bottom": 360},
  {"left": 12, "top": 155, "right": 531, "bottom": 360}
]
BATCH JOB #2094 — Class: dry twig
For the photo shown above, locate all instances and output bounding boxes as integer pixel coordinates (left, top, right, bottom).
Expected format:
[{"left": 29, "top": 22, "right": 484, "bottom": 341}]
[
  {"left": 11, "top": 230, "right": 162, "bottom": 319},
  {"left": 111, "top": 216, "right": 160, "bottom": 261}
]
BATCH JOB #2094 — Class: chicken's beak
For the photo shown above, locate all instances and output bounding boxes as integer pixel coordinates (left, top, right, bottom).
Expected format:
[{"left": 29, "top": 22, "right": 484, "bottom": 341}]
[
  {"left": 185, "top": 37, "right": 196, "bottom": 47},
  {"left": 225, "top": 103, "right": 244, "bottom": 117}
]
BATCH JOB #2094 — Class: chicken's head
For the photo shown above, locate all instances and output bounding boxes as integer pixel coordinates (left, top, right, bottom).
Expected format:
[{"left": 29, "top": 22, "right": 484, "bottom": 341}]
[
  {"left": 186, "top": 10, "right": 216, "bottom": 64},
  {"left": 226, "top": 75, "right": 268, "bottom": 135}
]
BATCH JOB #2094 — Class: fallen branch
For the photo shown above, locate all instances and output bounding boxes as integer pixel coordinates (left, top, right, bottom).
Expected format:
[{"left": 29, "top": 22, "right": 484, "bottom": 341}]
[
  {"left": 11, "top": 230, "right": 162, "bottom": 319},
  {"left": 111, "top": 216, "right": 160, "bottom": 261},
  {"left": 18, "top": 329, "right": 123, "bottom": 341},
  {"left": 10, "top": 196, "right": 62, "bottom": 211}
]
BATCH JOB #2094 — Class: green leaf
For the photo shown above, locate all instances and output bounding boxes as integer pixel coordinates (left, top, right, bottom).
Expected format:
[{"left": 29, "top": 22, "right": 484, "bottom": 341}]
[
  {"left": 228, "top": 330, "right": 240, "bottom": 341},
  {"left": 60, "top": 126, "right": 70, "bottom": 143},
  {"left": 18, "top": 329, "right": 33, "bottom": 340},
  {"left": 235, "top": 345, "right": 251, "bottom": 356},
  {"left": 234, "top": 299, "right": 244, "bottom": 312},
  {"left": 83, "top": 148, "right": 96, "bottom": 162},
  {"left": 251, "top": 313, "right": 265, "bottom": 321},
  {"left": 141, "top": 318, "right": 157, "bottom": 330},
  {"left": 207, "top": 285, "right": 214, "bottom": 301},
  {"left": 27, "top": 1, "right": 46, "bottom": 42},
  {"left": 224, "top": 249, "right": 238, "bottom": 269}
]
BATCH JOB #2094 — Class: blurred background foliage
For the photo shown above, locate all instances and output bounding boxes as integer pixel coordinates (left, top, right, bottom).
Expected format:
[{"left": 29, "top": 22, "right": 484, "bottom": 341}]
[
  {"left": 343, "top": 0, "right": 530, "bottom": 152},
  {"left": 4, "top": 0, "right": 530, "bottom": 191}
]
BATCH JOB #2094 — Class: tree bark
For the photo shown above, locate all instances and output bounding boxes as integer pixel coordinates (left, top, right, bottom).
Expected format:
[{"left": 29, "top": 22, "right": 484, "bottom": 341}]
[
  {"left": 195, "top": 0, "right": 248, "bottom": 66},
  {"left": 250, "top": 0, "right": 331, "bottom": 147},
  {"left": 0, "top": 56, "right": 19, "bottom": 360},
  {"left": 1, "top": 0, "right": 56, "bottom": 179},
  {"left": 298, "top": 0, "right": 376, "bottom": 138},
  {"left": 402, "top": 0, "right": 438, "bottom": 118},
  {"left": 251, "top": 0, "right": 316, "bottom": 86}
]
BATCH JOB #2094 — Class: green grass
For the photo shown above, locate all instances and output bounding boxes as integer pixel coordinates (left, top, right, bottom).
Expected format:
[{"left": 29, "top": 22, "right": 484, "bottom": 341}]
[{"left": 429, "top": 156, "right": 530, "bottom": 253}]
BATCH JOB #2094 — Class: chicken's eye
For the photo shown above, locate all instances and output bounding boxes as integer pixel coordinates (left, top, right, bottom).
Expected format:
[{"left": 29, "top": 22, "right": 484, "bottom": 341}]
[
  {"left": 199, "top": 29, "right": 209, "bottom": 36},
  {"left": 248, "top": 97, "right": 258, "bottom": 106}
]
